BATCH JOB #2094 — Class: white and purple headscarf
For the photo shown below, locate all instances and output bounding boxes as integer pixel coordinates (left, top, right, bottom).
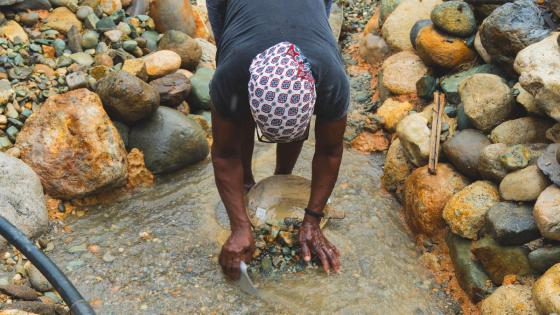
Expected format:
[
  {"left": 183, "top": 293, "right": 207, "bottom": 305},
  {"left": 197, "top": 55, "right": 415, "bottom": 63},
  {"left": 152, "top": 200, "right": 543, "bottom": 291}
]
[{"left": 248, "top": 42, "right": 317, "bottom": 143}]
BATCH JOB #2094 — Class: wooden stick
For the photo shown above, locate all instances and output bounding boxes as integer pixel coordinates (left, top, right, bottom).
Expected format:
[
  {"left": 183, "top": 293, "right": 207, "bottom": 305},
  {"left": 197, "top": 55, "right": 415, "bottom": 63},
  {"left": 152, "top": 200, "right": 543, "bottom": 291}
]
[{"left": 428, "top": 92, "right": 445, "bottom": 175}]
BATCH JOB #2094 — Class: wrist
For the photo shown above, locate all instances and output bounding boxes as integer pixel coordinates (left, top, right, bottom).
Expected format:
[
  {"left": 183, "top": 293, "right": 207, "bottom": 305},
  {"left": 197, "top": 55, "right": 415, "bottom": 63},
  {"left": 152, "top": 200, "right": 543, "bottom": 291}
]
[
  {"left": 231, "top": 220, "right": 252, "bottom": 232},
  {"left": 303, "top": 213, "right": 322, "bottom": 225}
]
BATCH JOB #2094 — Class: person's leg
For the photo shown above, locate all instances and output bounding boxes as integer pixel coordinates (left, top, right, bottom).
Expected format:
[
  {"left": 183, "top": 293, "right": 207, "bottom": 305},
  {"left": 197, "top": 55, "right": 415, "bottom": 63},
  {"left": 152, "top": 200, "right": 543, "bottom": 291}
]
[
  {"left": 274, "top": 141, "right": 305, "bottom": 175},
  {"left": 241, "top": 119, "right": 256, "bottom": 191}
]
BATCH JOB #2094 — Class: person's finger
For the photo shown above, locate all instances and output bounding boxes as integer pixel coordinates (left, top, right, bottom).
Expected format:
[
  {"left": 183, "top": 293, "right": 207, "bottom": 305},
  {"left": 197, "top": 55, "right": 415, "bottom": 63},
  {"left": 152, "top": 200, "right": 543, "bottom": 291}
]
[
  {"left": 227, "top": 256, "right": 241, "bottom": 280},
  {"left": 301, "top": 240, "right": 311, "bottom": 262},
  {"left": 316, "top": 248, "right": 330, "bottom": 274},
  {"left": 325, "top": 246, "right": 340, "bottom": 273}
]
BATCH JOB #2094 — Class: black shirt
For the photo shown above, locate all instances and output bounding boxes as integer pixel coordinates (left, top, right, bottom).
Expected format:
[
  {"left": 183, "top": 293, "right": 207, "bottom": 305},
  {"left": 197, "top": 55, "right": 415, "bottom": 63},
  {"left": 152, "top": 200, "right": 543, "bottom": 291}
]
[{"left": 208, "top": 0, "right": 350, "bottom": 120}]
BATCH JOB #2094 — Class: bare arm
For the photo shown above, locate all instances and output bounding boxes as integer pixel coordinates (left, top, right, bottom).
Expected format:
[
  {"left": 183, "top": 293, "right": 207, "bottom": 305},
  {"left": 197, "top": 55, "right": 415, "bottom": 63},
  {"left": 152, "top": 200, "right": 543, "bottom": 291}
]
[
  {"left": 211, "top": 111, "right": 255, "bottom": 280},
  {"left": 299, "top": 115, "right": 346, "bottom": 274}
]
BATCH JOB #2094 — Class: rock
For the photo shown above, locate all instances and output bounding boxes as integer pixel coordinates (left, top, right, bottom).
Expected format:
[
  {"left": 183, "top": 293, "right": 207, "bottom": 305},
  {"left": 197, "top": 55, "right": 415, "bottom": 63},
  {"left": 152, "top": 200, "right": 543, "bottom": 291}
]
[
  {"left": 149, "top": 73, "right": 191, "bottom": 108},
  {"left": 440, "top": 64, "right": 504, "bottom": 105},
  {"left": 514, "top": 83, "right": 543, "bottom": 116},
  {"left": 472, "top": 235, "right": 533, "bottom": 285},
  {"left": 459, "top": 74, "right": 513, "bottom": 132},
  {"left": 538, "top": 144, "right": 560, "bottom": 186},
  {"left": 403, "top": 164, "right": 469, "bottom": 235},
  {"left": 431, "top": 1, "right": 477, "bottom": 37},
  {"left": 379, "top": 0, "right": 402, "bottom": 24},
  {"left": 500, "top": 144, "right": 532, "bottom": 171},
  {"left": 381, "top": 0, "right": 442, "bottom": 51},
  {"left": 24, "top": 262, "right": 52, "bottom": 292},
  {"left": 121, "top": 58, "right": 148, "bottom": 81},
  {"left": 0, "top": 301, "right": 67, "bottom": 315},
  {"left": 0, "top": 285, "right": 38, "bottom": 301},
  {"left": 443, "top": 129, "right": 490, "bottom": 178},
  {"left": 490, "top": 117, "right": 554, "bottom": 145},
  {"left": 112, "top": 120, "right": 129, "bottom": 147},
  {"left": 99, "top": 0, "right": 122, "bottom": 15},
  {"left": 16, "top": 89, "right": 128, "bottom": 199},
  {"left": 529, "top": 246, "right": 560, "bottom": 273},
  {"left": 359, "top": 33, "right": 390, "bottom": 65},
  {"left": 194, "top": 38, "right": 216, "bottom": 69},
  {"left": 480, "top": 285, "right": 538, "bottom": 315},
  {"left": 149, "top": 0, "right": 196, "bottom": 36},
  {"left": 532, "top": 263, "right": 560, "bottom": 314},
  {"left": 396, "top": 113, "right": 431, "bottom": 167},
  {"left": 104, "top": 29, "right": 122, "bottom": 42},
  {"left": 96, "top": 71, "right": 159, "bottom": 125},
  {"left": 45, "top": 7, "right": 82, "bottom": 34},
  {"left": 80, "top": 30, "right": 99, "bottom": 49},
  {"left": 381, "top": 51, "right": 427, "bottom": 95},
  {"left": 128, "top": 107, "right": 209, "bottom": 174},
  {"left": 480, "top": 0, "right": 551, "bottom": 72},
  {"left": 0, "top": 21, "right": 29, "bottom": 43},
  {"left": 376, "top": 98, "right": 413, "bottom": 131},
  {"left": 546, "top": 124, "right": 560, "bottom": 143},
  {"left": 487, "top": 202, "right": 540, "bottom": 246},
  {"left": 10, "top": 0, "right": 51, "bottom": 10},
  {"left": 414, "top": 25, "right": 477, "bottom": 70},
  {"left": 416, "top": 74, "right": 437, "bottom": 100},
  {"left": 143, "top": 50, "right": 182, "bottom": 78},
  {"left": 20, "top": 12, "right": 39, "bottom": 27},
  {"left": 0, "top": 79, "right": 14, "bottom": 106},
  {"left": 446, "top": 232, "right": 493, "bottom": 302},
  {"left": 70, "top": 52, "right": 94, "bottom": 67},
  {"left": 158, "top": 30, "right": 201, "bottom": 70},
  {"left": 382, "top": 138, "right": 413, "bottom": 194},
  {"left": 65, "top": 71, "right": 88, "bottom": 90},
  {"left": 474, "top": 31, "right": 492, "bottom": 64},
  {"left": 499, "top": 165, "right": 549, "bottom": 202},
  {"left": 443, "top": 181, "right": 499, "bottom": 240},
  {"left": 479, "top": 143, "right": 509, "bottom": 183},
  {"left": 187, "top": 67, "right": 213, "bottom": 111},
  {"left": 409, "top": 19, "right": 431, "bottom": 50},
  {"left": 515, "top": 33, "right": 560, "bottom": 122},
  {"left": 534, "top": 185, "right": 560, "bottom": 241},
  {"left": 0, "top": 154, "right": 48, "bottom": 249},
  {"left": 76, "top": 6, "right": 94, "bottom": 20}
]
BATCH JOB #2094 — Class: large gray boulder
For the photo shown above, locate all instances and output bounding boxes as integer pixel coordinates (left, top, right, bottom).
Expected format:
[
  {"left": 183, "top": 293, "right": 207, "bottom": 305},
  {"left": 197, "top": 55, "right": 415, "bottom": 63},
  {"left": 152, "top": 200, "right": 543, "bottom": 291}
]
[
  {"left": 128, "top": 107, "right": 209, "bottom": 174},
  {"left": 479, "top": 0, "right": 551, "bottom": 72},
  {"left": 0, "top": 153, "right": 48, "bottom": 249}
]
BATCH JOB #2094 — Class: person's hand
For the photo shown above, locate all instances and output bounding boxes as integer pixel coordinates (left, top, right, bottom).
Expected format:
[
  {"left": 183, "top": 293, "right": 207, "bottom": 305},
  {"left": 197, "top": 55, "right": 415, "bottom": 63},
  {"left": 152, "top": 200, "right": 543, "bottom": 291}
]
[
  {"left": 298, "top": 215, "right": 341, "bottom": 274},
  {"left": 219, "top": 225, "right": 256, "bottom": 280}
]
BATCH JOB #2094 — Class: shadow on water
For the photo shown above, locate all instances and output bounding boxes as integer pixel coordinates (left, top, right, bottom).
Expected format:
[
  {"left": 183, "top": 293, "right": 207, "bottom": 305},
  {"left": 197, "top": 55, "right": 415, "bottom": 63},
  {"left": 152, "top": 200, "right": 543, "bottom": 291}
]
[{"left": 45, "top": 137, "right": 451, "bottom": 314}]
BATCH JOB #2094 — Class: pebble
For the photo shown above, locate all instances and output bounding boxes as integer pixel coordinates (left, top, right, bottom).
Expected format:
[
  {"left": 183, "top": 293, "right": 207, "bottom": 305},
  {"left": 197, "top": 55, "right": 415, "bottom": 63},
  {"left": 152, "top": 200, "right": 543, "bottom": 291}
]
[
  {"left": 24, "top": 261, "right": 53, "bottom": 292},
  {"left": 480, "top": 285, "right": 538, "bottom": 315},
  {"left": 396, "top": 113, "right": 431, "bottom": 167},
  {"left": 499, "top": 165, "right": 550, "bottom": 202},
  {"left": 376, "top": 98, "right": 413, "bottom": 131},
  {"left": 70, "top": 52, "right": 94, "bottom": 67},
  {"left": 431, "top": 0, "right": 477, "bottom": 37},
  {"left": 490, "top": 117, "right": 554, "bottom": 145},
  {"left": 381, "top": 51, "right": 427, "bottom": 95},
  {"left": 443, "top": 129, "right": 490, "bottom": 178},
  {"left": 143, "top": 50, "right": 182, "bottom": 78},
  {"left": 80, "top": 30, "right": 99, "bottom": 49},
  {"left": 486, "top": 202, "right": 540, "bottom": 246},
  {"left": 532, "top": 263, "right": 560, "bottom": 314},
  {"left": 534, "top": 185, "right": 560, "bottom": 241}
]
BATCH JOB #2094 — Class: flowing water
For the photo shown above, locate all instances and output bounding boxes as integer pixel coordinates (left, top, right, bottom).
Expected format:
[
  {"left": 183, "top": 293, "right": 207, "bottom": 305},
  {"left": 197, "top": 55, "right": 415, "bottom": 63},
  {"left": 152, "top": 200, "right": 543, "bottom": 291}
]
[{"left": 44, "top": 138, "right": 455, "bottom": 314}]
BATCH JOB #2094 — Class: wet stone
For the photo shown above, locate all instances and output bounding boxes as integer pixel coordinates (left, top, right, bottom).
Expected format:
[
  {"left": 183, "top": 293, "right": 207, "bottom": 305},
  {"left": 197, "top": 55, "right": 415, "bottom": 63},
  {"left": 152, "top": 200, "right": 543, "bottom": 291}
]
[
  {"left": 440, "top": 64, "right": 504, "bottom": 105},
  {"left": 65, "top": 71, "right": 88, "bottom": 90},
  {"left": 446, "top": 232, "right": 493, "bottom": 302},
  {"left": 67, "top": 25, "right": 83, "bottom": 53},
  {"left": 486, "top": 202, "right": 540, "bottom": 246},
  {"left": 499, "top": 165, "right": 550, "bottom": 202},
  {"left": 443, "top": 129, "right": 491, "bottom": 178},
  {"left": 529, "top": 246, "right": 560, "bottom": 273},
  {"left": 472, "top": 235, "right": 533, "bottom": 285},
  {"left": 187, "top": 67, "right": 214, "bottom": 111},
  {"left": 499, "top": 144, "right": 531, "bottom": 171},
  {"left": 149, "top": 73, "right": 191, "bottom": 107},
  {"left": 431, "top": 0, "right": 477, "bottom": 37},
  {"left": 0, "top": 285, "right": 39, "bottom": 301},
  {"left": 537, "top": 144, "right": 560, "bottom": 186},
  {"left": 534, "top": 185, "right": 560, "bottom": 241}
]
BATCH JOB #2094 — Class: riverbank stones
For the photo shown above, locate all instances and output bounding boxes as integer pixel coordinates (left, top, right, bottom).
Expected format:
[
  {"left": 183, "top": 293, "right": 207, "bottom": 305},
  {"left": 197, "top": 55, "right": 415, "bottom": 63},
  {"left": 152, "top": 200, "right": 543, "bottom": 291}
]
[
  {"left": 396, "top": 113, "right": 431, "bottom": 167},
  {"left": 534, "top": 185, "right": 560, "bottom": 241},
  {"left": 479, "top": 0, "right": 550, "bottom": 72},
  {"left": 187, "top": 67, "right": 214, "bottom": 111},
  {"left": 532, "top": 263, "right": 560, "bottom": 314},
  {"left": 443, "top": 129, "right": 490, "bottom": 178},
  {"left": 403, "top": 164, "right": 469, "bottom": 235},
  {"left": 376, "top": 98, "right": 413, "bottom": 131},
  {"left": 478, "top": 144, "right": 509, "bottom": 183},
  {"left": 143, "top": 50, "right": 182, "bottom": 78},
  {"left": 529, "top": 247, "right": 560, "bottom": 273},
  {"left": 128, "top": 107, "right": 209, "bottom": 174},
  {"left": 480, "top": 285, "right": 538, "bottom": 315},
  {"left": 381, "top": 51, "right": 427, "bottom": 95},
  {"left": 537, "top": 144, "right": 560, "bottom": 186},
  {"left": 96, "top": 71, "right": 160, "bottom": 125},
  {"left": 149, "top": 73, "right": 191, "bottom": 107},
  {"left": 490, "top": 117, "right": 554, "bottom": 145},
  {"left": 499, "top": 165, "right": 549, "bottom": 202},
  {"left": 459, "top": 74, "right": 513, "bottom": 132},
  {"left": 382, "top": 138, "right": 413, "bottom": 194},
  {"left": 486, "top": 202, "right": 540, "bottom": 246},
  {"left": 440, "top": 64, "right": 503, "bottom": 105},
  {"left": 431, "top": 1, "right": 477, "bottom": 37},
  {"left": 443, "top": 181, "right": 499, "bottom": 239},
  {"left": 158, "top": 30, "right": 201, "bottom": 70}
]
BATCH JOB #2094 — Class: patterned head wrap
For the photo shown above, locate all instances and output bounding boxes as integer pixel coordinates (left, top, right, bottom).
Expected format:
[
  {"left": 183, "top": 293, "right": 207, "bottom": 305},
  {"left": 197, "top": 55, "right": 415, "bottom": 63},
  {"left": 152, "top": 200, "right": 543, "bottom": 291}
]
[{"left": 248, "top": 42, "right": 316, "bottom": 143}]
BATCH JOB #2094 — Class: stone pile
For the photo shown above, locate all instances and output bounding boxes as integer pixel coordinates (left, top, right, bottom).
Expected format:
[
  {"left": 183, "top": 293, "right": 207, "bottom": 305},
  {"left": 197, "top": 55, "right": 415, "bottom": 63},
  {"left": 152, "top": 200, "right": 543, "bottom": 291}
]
[
  {"left": 364, "top": 0, "right": 560, "bottom": 311},
  {"left": 0, "top": 0, "right": 213, "bottom": 192}
]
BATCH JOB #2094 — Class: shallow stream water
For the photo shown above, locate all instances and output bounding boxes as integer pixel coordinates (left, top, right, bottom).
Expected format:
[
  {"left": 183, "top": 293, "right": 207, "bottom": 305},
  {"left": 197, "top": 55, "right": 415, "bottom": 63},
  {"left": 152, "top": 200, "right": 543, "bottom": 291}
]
[{"left": 44, "top": 138, "right": 454, "bottom": 314}]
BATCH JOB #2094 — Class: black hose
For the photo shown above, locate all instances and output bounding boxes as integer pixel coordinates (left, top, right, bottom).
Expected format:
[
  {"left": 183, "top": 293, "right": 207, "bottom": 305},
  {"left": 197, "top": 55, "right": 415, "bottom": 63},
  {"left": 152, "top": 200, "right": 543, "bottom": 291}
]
[{"left": 0, "top": 216, "right": 96, "bottom": 315}]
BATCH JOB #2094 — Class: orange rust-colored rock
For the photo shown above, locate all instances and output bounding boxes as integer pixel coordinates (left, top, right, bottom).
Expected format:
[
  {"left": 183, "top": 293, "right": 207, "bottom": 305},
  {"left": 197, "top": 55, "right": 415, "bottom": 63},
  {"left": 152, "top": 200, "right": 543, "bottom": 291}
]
[
  {"left": 351, "top": 130, "right": 390, "bottom": 153},
  {"left": 376, "top": 98, "right": 414, "bottom": 131},
  {"left": 415, "top": 25, "right": 477, "bottom": 70},
  {"left": 149, "top": 0, "right": 196, "bottom": 37},
  {"left": 403, "top": 164, "right": 469, "bottom": 236},
  {"left": 126, "top": 148, "right": 154, "bottom": 189},
  {"left": 16, "top": 89, "right": 128, "bottom": 200}
]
